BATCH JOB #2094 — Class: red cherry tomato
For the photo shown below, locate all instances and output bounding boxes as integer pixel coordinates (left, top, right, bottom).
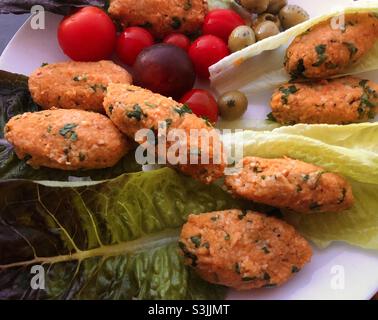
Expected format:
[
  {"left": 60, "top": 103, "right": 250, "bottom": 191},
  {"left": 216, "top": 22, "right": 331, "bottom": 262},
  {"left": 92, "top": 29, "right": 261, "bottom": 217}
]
[
  {"left": 180, "top": 89, "right": 219, "bottom": 123},
  {"left": 202, "top": 9, "right": 245, "bottom": 42},
  {"left": 188, "top": 35, "right": 230, "bottom": 79},
  {"left": 163, "top": 33, "right": 191, "bottom": 51},
  {"left": 58, "top": 7, "right": 116, "bottom": 62},
  {"left": 116, "top": 27, "right": 155, "bottom": 66}
]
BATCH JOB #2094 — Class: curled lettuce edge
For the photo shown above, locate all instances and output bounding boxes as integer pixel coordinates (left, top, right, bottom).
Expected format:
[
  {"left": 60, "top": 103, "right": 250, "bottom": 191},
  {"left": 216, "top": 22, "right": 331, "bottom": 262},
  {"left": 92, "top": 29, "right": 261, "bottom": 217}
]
[
  {"left": 209, "top": 0, "right": 378, "bottom": 94},
  {"left": 223, "top": 122, "right": 378, "bottom": 250}
]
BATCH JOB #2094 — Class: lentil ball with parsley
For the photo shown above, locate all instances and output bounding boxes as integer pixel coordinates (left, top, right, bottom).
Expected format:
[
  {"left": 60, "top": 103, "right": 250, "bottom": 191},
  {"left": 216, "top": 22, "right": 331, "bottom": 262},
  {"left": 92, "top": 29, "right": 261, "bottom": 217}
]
[
  {"left": 108, "top": 0, "right": 207, "bottom": 38},
  {"left": 270, "top": 76, "right": 378, "bottom": 125},
  {"left": 4, "top": 109, "right": 131, "bottom": 170},
  {"left": 179, "top": 209, "right": 312, "bottom": 290},
  {"left": 285, "top": 13, "right": 378, "bottom": 79},
  {"left": 28, "top": 61, "right": 132, "bottom": 112},
  {"left": 103, "top": 84, "right": 226, "bottom": 184},
  {"left": 225, "top": 157, "right": 354, "bottom": 214}
]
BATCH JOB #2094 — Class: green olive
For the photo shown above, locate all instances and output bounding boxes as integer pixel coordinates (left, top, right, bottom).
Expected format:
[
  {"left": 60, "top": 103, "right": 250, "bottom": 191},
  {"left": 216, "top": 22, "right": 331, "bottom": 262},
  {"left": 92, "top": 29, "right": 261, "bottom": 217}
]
[
  {"left": 254, "top": 21, "right": 280, "bottom": 41},
  {"left": 253, "top": 13, "right": 281, "bottom": 31},
  {"left": 279, "top": 5, "right": 310, "bottom": 30},
  {"left": 266, "top": 0, "right": 287, "bottom": 14},
  {"left": 240, "top": 0, "right": 269, "bottom": 14},
  {"left": 228, "top": 26, "right": 256, "bottom": 53},
  {"left": 218, "top": 91, "right": 248, "bottom": 120}
]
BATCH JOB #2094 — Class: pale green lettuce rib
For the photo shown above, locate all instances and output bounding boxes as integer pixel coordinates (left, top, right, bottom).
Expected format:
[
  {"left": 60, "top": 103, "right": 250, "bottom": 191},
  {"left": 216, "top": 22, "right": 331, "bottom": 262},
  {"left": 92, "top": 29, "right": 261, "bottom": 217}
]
[{"left": 210, "top": 0, "right": 378, "bottom": 94}]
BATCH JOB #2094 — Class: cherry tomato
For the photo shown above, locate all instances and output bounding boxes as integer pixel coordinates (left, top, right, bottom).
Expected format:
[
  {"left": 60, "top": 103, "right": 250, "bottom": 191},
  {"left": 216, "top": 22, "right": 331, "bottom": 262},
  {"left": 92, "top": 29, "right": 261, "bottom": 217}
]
[
  {"left": 188, "top": 35, "right": 230, "bottom": 79},
  {"left": 202, "top": 9, "right": 245, "bottom": 42},
  {"left": 116, "top": 27, "right": 155, "bottom": 66},
  {"left": 180, "top": 89, "right": 219, "bottom": 123},
  {"left": 163, "top": 33, "right": 191, "bottom": 51},
  {"left": 58, "top": 7, "right": 116, "bottom": 62}
]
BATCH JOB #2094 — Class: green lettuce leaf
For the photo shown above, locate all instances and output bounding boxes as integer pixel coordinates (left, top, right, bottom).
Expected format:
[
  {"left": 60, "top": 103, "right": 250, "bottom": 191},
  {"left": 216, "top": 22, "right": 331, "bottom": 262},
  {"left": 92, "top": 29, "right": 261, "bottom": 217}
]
[
  {"left": 225, "top": 122, "right": 378, "bottom": 249},
  {"left": 0, "top": 167, "right": 245, "bottom": 300},
  {"left": 0, "top": 70, "right": 141, "bottom": 180},
  {"left": 210, "top": 1, "right": 378, "bottom": 94}
]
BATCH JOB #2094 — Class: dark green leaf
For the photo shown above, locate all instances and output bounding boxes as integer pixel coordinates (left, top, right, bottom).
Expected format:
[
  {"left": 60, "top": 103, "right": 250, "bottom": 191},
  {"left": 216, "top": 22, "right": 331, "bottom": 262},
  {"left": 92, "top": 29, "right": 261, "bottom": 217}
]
[{"left": 0, "top": 168, "right": 240, "bottom": 299}]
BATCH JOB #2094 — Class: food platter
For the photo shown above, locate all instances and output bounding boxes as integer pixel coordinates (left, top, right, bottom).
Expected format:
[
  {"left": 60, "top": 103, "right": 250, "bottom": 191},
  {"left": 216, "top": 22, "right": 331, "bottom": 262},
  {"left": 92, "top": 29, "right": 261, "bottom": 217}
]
[{"left": 0, "top": 0, "right": 378, "bottom": 300}]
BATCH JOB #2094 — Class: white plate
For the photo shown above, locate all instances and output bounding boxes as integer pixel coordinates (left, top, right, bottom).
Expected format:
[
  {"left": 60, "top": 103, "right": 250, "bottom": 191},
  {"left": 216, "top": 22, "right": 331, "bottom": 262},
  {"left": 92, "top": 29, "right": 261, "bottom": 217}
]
[{"left": 1, "top": 0, "right": 378, "bottom": 300}]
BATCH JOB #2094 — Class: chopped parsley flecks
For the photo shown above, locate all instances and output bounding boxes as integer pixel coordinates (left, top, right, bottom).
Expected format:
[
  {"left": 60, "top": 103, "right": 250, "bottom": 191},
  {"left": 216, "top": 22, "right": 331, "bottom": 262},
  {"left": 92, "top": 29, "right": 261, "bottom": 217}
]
[
  {"left": 296, "top": 185, "right": 303, "bottom": 193},
  {"left": 325, "top": 62, "right": 339, "bottom": 70},
  {"left": 234, "top": 263, "right": 241, "bottom": 275},
  {"left": 171, "top": 17, "right": 182, "bottom": 30},
  {"left": 253, "top": 165, "right": 263, "bottom": 173},
  {"left": 263, "top": 272, "right": 271, "bottom": 281},
  {"left": 309, "top": 202, "right": 322, "bottom": 211},
  {"left": 279, "top": 85, "right": 298, "bottom": 105},
  {"left": 302, "top": 174, "right": 310, "bottom": 182},
  {"left": 263, "top": 284, "right": 277, "bottom": 288},
  {"left": 178, "top": 241, "right": 198, "bottom": 267},
  {"left": 145, "top": 102, "right": 157, "bottom": 109},
  {"left": 338, "top": 188, "right": 347, "bottom": 204},
  {"left": 262, "top": 246, "right": 270, "bottom": 254},
  {"left": 312, "top": 44, "right": 327, "bottom": 67},
  {"left": 41, "top": 62, "right": 48, "bottom": 67},
  {"left": 174, "top": 104, "right": 193, "bottom": 116},
  {"left": 238, "top": 209, "right": 248, "bottom": 220},
  {"left": 184, "top": 0, "right": 192, "bottom": 10},
  {"left": 290, "top": 58, "right": 306, "bottom": 79},
  {"left": 59, "top": 123, "right": 78, "bottom": 142},
  {"left": 90, "top": 84, "right": 107, "bottom": 92},
  {"left": 343, "top": 42, "right": 358, "bottom": 58},
  {"left": 47, "top": 125, "right": 52, "bottom": 133},
  {"left": 242, "top": 276, "right": 257, "bottom": 282},
  {"left": 224, "top": 233, "right": 231, "bottom": 241},
  {"left": 79, "top": 152, "right": 86, "bottom": 162},
  {"left": 73, "top": 75, "right": 88, "bottom": 82},
  {"left": 202, "top": 242, "right": 210, "bottom": 249},
  {"left": 292, "top": 266, "right": 300, "bottom": 273},
  {"left": 190, "top": 235, "right": 202, "bottom": 248},
  {"left": 359, "top": 79, "right": 377, "bottom": 118},
  {"left": 108, "top": 105, "right": 114, "bottom": 114},
  {"left": 210, "top": 215, "right": 219, "bottom": 222},
  {"left": 266, "top": 112, "right": 277, "bottom": 122},
  {"left": 127, "top": 104, "right": 146, "bottom": 121},
  {"left": 201, "top": 116, "right": 213, "bottom": 127}
]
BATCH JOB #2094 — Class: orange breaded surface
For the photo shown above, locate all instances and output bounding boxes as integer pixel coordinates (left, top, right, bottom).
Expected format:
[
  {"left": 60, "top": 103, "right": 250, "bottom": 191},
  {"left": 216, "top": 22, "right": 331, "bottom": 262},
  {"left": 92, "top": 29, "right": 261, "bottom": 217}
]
[
  {"left": 270, "top": 77, "right": 378, "bottom": 125},
  {"left": 179, "top": 210, "right": 312, "bottom": 290},
  {"left": 225, "top": 157, "right": 354, "bottom": 214},
  {"left": 104, "top": 84, "right": 182, "bottom": 138},
  {"left": 5, "top": 109, "right": 131, "bottom": 170},
  {"left": 285, "top": 13, "right": 378, "bottom": 79},
  {"left": 108, "top": 0, "right": 208, "bottom": 38},
  {"left": 29, "top": 61, "right": 132, "bottom": 112},
  {"left": 104, "top": 84, "right": 226, "bottom": 184}
]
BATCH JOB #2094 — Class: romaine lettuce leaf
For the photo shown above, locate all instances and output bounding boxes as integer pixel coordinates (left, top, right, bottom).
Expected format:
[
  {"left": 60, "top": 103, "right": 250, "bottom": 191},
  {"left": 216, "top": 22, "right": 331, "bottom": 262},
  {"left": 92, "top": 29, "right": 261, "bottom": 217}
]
[
  {"left": 0, "top": 70, "right": 141, "bottom": 180},
  {"left": 225, "top": 122, "right": 378, "bottom": 249},
  {"left": 0, "top": 168, "right": 245, "bottom": 300},
  {"left": 210, "top": 0, "right": 378, "bottom": 94}
]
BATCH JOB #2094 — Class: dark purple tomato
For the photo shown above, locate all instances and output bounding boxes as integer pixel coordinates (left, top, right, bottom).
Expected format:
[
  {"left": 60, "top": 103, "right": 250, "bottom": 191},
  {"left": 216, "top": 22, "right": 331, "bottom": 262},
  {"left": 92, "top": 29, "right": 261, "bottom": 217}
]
[{"left": 133, "top": 44, "right": 196, "bottom": 99}]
